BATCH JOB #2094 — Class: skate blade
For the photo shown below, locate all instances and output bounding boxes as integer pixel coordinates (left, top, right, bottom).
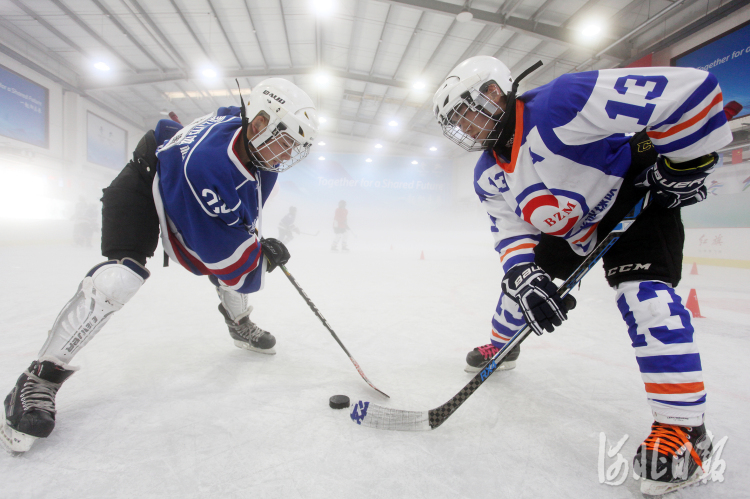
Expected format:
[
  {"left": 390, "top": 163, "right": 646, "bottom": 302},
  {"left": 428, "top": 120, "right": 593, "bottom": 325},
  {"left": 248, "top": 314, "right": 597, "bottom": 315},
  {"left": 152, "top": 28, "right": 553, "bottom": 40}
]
[
  {"left": 464, "top": 360, "right": 516, "bottom": 373},
  {"left": 233, "top": 340, "right": 276, "bottom": 355},
  {"left": 0, "top": 411, "right": 37, "bottom": 454},
  {"left": 640, "top": 468, "right": 704, "bottom": 496}
]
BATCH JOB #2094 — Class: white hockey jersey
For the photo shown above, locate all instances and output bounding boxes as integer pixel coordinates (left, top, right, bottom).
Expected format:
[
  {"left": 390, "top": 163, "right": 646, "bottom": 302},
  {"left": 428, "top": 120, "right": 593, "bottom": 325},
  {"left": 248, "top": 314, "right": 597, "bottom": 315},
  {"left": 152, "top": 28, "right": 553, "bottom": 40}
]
[{"left": 473, "top": 67, "right": 732, "bottom": 273}]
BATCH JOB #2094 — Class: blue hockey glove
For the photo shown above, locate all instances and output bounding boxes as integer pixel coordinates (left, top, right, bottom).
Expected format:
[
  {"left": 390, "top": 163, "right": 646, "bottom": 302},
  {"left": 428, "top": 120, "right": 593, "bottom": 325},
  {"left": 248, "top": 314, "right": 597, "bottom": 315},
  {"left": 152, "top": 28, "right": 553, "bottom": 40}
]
[
  {"left": 261, "top": 238, "right": 290, "bottom": 273},
  {"left": 501, "top": 263, "right": 574, "bottom": 335},
  {"left": 635, "top": 153, "right": 718, "bottom": 209}
]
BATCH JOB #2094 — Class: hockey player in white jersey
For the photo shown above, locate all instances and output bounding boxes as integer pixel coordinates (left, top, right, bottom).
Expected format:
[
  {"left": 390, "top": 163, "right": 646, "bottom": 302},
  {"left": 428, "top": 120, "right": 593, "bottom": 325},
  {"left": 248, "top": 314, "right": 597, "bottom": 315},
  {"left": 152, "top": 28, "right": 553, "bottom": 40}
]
[
  {"left": 433, "top": 55, "right": 731, "bottom": 496},
  {"left": 1, "top": 78, "right": 318, "bottom": 454}
]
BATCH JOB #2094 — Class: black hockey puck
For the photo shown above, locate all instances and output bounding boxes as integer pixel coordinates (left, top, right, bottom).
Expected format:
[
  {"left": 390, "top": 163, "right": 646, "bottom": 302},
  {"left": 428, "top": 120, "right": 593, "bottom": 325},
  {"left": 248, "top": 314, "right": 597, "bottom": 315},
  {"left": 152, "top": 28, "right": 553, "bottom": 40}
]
[{"left": 329, "top": 395, "right": 350, "bottom": 409}]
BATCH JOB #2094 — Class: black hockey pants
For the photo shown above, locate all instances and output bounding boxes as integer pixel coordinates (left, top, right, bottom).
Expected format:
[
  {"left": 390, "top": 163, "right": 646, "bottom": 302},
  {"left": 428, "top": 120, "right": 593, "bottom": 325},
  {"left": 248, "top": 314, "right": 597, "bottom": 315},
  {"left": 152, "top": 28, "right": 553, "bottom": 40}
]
[{"left": 100, "top": 130, "right": 161, "bottom": 266}]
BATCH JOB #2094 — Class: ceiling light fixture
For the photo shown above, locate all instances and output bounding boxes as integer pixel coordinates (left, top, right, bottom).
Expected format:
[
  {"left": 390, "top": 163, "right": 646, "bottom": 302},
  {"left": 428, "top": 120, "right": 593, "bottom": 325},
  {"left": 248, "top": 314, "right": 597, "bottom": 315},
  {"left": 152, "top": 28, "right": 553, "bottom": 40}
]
[
  {"left": 318, "top": 156, "right": 325, "bottom": 160},
  {"left": 411, "top": 161, "right": 418, "bottom": 165},
  {"left": 319, "top": 117, "right": 327, "bottom": 123},
  {"left": 429, "top": 146, "right": 437, "bottom": 151},
  {"left": 313, "top": 0, "right": 334, "bottom": 15},
  {"left": 581, "top": 23, "right": 602, "bottom": 38},
  {"left": 315, "top": 72, "right": 330, "bottom": 86},
  {"left": 318, "top": 141, "right": 326, "bottom": 146},
  {"left": 456, "top": 10, "right": 473, "bottom": 22},
  {"left": 388, "top": 120, "right": 398, "bottom": 127},
  {"left": 375, "top": 143, "right": 382, "bottom": 149},
  {"left": 366, "top": 158, "right": 372, "bottom": 163},
  {"left": 412, "top": 81, "right": 426, "bottom": 90},
  {"left": 94, "top": 62, "right": 110, "bottom": 71},
  {"left": 202, "top": 68, "right": 217, "bottom": 78}
]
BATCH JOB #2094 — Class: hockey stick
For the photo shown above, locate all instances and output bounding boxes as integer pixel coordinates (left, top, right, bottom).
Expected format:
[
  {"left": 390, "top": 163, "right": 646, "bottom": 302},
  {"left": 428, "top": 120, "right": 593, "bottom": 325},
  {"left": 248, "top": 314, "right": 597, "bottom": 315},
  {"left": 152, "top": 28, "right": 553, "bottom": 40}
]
[
  {"left": 349, "top": 193, "right": 650, "bottom": 430},
  {"left": 279, "top": 264, "right": 390, "bottom": 398}
]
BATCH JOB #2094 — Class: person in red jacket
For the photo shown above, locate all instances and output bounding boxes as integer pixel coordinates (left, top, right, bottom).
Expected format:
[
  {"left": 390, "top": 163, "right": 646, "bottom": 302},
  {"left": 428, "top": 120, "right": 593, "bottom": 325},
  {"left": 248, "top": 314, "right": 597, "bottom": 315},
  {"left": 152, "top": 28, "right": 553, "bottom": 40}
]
[{"left": 331, "top": 200, "right": 349, "bottom": 251}]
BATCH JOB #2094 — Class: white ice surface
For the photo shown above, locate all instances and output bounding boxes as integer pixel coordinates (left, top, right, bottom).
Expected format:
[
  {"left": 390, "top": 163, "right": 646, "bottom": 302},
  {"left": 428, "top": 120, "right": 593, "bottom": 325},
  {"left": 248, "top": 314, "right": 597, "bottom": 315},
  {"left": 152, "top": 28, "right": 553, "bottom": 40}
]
[{"left": 0, "top": 231, "right": 748, "bottom": 498}]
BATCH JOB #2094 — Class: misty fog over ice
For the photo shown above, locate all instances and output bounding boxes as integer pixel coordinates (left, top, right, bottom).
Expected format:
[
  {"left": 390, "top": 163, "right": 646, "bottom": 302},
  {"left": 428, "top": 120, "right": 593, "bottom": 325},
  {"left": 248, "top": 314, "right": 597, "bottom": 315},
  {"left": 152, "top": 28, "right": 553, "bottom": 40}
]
[{"left": 1, "top": 207, "right": 748, "bottom": 499}]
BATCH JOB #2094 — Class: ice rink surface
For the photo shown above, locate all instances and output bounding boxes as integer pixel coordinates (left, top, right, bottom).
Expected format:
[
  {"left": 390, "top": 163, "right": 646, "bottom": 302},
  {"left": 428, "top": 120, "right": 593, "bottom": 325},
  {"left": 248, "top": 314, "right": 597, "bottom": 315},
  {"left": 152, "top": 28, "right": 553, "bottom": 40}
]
[{"left": 1, "top": 230, "right": 748, "bottom": 499}]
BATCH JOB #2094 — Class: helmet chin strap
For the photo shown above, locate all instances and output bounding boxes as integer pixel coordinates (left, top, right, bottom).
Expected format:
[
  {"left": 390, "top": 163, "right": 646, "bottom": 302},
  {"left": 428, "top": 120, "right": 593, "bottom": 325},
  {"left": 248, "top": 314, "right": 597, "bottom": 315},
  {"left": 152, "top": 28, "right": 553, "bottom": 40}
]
[
  {"left": 235, "top": 79, "right": 265, "bottom": 170},
  {"left": 491, "top": 60, "right": 543, "bottom": 161}
]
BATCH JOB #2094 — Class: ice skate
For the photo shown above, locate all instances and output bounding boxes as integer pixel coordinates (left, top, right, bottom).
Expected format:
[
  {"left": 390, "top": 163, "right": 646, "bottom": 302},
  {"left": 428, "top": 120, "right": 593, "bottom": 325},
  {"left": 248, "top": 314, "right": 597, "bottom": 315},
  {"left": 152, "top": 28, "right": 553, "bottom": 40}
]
[
  {"left": 219, "top": 304, "right": 276, "bottom": 354},
  {"left": 465, "top": 343, "right": 520, "bottom": 373},
  {"left": 1, "top": 359, "right": 76, "bottom": 454},
  {"left": 633, "top": 421, "right": 712, "bottom": 496}
]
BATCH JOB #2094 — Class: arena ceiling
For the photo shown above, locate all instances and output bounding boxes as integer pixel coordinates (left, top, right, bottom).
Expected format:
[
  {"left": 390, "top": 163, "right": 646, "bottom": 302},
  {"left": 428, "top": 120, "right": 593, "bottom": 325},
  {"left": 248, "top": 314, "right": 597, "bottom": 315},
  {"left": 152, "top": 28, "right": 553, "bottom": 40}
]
[{"left": 0, "top": 0, "right": 745, "bottom": 151}]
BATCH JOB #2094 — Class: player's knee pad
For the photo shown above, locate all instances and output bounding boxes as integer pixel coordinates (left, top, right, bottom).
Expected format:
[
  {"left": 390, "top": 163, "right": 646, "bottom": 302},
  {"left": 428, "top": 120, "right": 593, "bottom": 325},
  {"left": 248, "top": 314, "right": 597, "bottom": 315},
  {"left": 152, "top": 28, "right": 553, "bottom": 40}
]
[
  {"left": 38, "top": 258, "right": 150, "bottom": 363},
  {"left": 212, "top": 278, "right": 251, "bottom": 322}
]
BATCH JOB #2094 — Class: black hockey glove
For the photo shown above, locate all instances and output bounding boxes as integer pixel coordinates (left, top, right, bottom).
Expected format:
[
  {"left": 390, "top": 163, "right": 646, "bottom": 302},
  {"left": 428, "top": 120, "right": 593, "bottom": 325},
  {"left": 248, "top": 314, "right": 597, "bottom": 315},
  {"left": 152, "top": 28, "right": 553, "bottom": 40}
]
[
  {"left": 261, "top": 238, "right": 290, "bottom": 273},
  {"left": 634, "top": 153, "right": 718, "bottom": 209},
  {"left": 501, "top": 263, "right": 575, "bottom": 336}
]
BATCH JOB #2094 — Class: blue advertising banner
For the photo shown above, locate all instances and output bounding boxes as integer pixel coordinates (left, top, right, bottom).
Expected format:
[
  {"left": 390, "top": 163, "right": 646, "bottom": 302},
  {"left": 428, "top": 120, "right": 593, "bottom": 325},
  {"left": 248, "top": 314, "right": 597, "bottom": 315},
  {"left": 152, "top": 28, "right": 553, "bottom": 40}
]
[
  {"left": 672, "top": 20, "right": 750, "bottom": 119},
  {"left": 0, "top": 64, "right": 48, "bottom": 148},
  {"left": 87, "top": 112, "right": 127, "bottom": 169}
]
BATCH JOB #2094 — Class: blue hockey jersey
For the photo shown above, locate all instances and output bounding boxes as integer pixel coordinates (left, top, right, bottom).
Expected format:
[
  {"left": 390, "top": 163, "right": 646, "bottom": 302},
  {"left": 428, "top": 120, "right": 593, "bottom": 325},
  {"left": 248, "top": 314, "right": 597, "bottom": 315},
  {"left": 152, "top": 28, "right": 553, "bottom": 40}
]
[
  {"left": 153, "top": 107, "right": 277, "bottom": 293},
  {"left": 473, "top": 67, "right": 732, "bottom": 273}
]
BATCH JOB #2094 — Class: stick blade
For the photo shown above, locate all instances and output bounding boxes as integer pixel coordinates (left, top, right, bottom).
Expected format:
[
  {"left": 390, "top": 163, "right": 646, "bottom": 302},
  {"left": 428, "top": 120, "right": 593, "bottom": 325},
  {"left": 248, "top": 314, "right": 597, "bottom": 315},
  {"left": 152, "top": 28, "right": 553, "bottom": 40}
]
[{"left": 349, "top": 400, "right": 431, "bottom": 431}]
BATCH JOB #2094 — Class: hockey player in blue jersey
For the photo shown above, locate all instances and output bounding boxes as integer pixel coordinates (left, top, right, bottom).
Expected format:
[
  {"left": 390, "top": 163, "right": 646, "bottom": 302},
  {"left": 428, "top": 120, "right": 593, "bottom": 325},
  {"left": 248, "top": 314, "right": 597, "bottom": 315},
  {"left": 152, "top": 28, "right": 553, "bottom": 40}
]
[
  {"left": 1, "top": 78, "right": 318, "bottom": 454},
  {"left": 433, "top": 56, "right": 731, "bottom": 496}
]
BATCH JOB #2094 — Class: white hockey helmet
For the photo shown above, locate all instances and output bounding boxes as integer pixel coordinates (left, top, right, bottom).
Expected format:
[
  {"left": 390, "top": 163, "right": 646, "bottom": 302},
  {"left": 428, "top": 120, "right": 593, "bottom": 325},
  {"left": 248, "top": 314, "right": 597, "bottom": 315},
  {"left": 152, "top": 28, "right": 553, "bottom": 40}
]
[
  {"left": 244, "top": 78, "right": 318, "bottom": 172},
  {"left": 433, "top": 55, "right": 513, "bottom": 152}
]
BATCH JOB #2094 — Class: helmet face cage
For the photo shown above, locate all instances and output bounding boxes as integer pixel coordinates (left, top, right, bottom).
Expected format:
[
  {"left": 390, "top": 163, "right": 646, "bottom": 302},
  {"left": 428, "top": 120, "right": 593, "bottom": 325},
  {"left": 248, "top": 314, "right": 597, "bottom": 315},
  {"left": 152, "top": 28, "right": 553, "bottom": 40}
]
[
  {"left": 251, "top": 129, "right": 311, "bottom": 173},
  {"left": 439, "top": 86, "right": 504, "bottom": 152}
]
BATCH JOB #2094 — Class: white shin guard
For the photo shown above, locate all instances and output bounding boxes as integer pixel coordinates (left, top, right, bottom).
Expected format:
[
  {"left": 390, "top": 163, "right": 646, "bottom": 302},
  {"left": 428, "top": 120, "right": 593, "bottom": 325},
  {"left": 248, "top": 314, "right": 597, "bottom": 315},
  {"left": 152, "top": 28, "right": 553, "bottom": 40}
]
[
  {"left": 215, "top": 284, "right": 252, "bottom": 322},
  {"left": 38, "top": 259, "right": 149, "bottom": 364}
]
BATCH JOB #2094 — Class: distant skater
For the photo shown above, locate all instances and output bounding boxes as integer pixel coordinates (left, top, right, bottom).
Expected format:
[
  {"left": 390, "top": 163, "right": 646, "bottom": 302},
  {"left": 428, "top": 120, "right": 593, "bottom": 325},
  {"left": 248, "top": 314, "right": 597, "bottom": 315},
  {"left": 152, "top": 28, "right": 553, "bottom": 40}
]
[
  {"left": 278, "top": 206, "right": 300, "bottom": 244},
  {"left": 331, "top": 200, "right": 349, "bottom": 251}
]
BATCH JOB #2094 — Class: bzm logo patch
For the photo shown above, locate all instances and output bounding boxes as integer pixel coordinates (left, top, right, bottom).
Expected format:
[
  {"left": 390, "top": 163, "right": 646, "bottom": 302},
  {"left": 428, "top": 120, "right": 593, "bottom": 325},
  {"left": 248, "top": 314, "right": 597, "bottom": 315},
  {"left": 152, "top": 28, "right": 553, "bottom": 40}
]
[
  {"left": 606, "top": 263, "right": 652, "bottom": 276},
  {"left": 480, "top": 360, "right": 497, "bottom": 381},
  {"left": 521, "top": 193, "right": 581, "bottom": 237},
  {"left": 263, "top": 89, "right": 285, "bottom": 104},
  {"left": 350, "top": 400, "right": 369, "bottom": 425}
]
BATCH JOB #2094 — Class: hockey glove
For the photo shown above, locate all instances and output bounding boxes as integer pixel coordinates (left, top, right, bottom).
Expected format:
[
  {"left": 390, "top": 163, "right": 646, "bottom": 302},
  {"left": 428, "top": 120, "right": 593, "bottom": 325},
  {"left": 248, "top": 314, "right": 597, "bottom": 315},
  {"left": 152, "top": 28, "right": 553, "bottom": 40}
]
[
  {"left": 261, "top": 238, "right": 290, "bottom": 273},
  {"left": 501, "top": 263, "right": 574, "bottom": 336},
  {"left": 634, "top": 153, "right": 718, "bottom": 209}
]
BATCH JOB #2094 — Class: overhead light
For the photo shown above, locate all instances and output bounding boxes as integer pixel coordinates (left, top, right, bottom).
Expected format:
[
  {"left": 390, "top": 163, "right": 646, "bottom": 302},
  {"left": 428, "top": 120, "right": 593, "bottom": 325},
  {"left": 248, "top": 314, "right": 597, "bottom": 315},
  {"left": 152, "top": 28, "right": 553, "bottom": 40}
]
[
  {"left": 412, "top": 81, "right": 426, "bottom": 90},
  {"left": 93, "top": 62, "right": 110, "bottom": 71},
  {"left": 318, "top": 156, "right": 325, "bottom": 160},
  {"left": 456, "top": 10, "right": 473, "bottom": 23},
  {"left": 365, "top": 158, "right": 372, "bottom": 163},
  {"left": 319, "top": 117, "right": 327, "bottom": 123},
  {"left": 313, "top": 0, "right": 334, "bottom": 15},
  {"left": 429, "top": 146, "right": 437, "bottom": 151},
  {"left": 388, "top": 120, "right": 398, "bottom": 127},
  {"left": 581, "top": 23, "right": 602, "bottom": 38},
  {"left": 202, "top": 68, "right": 217, "bottom": 78},
  {"left": 375, "top": 143, "right": 382, "bottom": 149},
  {"left": 411, "top": 161, "right": 418, "bottom": 165},
  {"left": 318, "top": 141, "right": 326, "bottom": 146},
  {"left": 315, "top": 71, "right": 330, "bottom": 87}
]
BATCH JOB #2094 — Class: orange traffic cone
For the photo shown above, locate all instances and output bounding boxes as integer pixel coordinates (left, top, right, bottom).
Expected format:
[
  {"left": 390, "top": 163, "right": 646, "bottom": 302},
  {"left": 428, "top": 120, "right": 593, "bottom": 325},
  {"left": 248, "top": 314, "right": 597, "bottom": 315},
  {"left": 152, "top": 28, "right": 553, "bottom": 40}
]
[
  {"left": 686, "top": 289, "right": 704, "bottom": 318},
  {"left": 690, "top": 262, "right": 699, "bottom": 275},
  {"left": 420, "top": 250, "right": 425, "bottom": 260}
]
